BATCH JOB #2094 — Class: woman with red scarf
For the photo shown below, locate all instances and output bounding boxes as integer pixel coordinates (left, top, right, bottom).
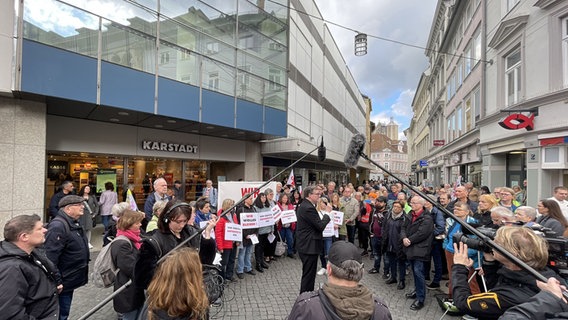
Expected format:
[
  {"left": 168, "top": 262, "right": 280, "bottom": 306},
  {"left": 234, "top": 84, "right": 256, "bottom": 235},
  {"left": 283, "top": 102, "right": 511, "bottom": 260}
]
[{"left": 110, "top": 209, "right": 145, "bottom": 320}]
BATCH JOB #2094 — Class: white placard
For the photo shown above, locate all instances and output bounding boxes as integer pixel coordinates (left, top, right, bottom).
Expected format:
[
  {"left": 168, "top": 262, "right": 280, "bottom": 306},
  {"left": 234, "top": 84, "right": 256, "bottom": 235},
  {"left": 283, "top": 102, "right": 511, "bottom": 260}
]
[
  {"left": 240, "top": 213, "right": 258, "bottom": 229},
  {"left": 332, "top": 211, "right": 344, "bottom": 225},
  {"left": 267, "top": 233, "right": 276, "bottom": 244},
  {"left": 280, "top": 210, "right": 297, "bottom": 224},
  {"left": 258, "top": 211, "right": 275, "bottom": 227},
  {"left": 323, "top": 220, "right": 334, "bottom": 237},
  {"left": 271, "top": 206, "right": 282, "bottom": 222},
  {"left": 250, "top": 234, "right": 259, "bottom": 245},
  {"left": 224, "top": 223, "right": 242, "bottom": 242},
  {"left": 199, "top": 221, "right": 215, "bottom": 239}
]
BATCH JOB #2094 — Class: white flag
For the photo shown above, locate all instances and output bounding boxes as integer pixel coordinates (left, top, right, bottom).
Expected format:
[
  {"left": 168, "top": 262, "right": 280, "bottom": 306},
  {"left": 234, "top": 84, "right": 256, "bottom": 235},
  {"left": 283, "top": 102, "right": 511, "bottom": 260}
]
[{"left": 287, "top": 169, "right": 295, "bottom": 187}]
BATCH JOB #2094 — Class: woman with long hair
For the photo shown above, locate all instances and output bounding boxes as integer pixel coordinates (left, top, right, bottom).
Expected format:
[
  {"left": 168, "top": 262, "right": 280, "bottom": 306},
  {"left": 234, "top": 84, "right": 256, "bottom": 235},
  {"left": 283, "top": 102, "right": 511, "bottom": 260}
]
[
  {"left": 277, "top": 193, "right": 296, "bottom": 258},
  {"left": 141, "top": 248, "right": 209, "bottom": 320},
  {"left": 474, "top": 194, "right": 499, "bottom": 227},
  {"left": 78, "top": 185, "right": 99, "bottom": 249},
  {"left": 111, "top": 209, "right": 145, "bottom": 320},
  {"left": 290, "top": 189, "right": 302, "bottom": 206},
  {"left": 134, "top": 200, "right": 217, "bottom": 289},
  {"left": 215, "top": 198, "right": 238, "bottom": 282},
  {"left": 537, "top": 199, "right": 568, "bottom": 236},
  {"left": 253, "top": 192, "right": 272, "bottom": 272}
]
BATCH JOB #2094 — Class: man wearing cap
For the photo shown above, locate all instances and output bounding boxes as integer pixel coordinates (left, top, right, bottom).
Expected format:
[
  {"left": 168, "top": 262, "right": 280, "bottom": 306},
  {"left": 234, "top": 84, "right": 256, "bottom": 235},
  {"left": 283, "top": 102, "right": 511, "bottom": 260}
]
[
  {"left": 44, "top": 195, "right": 90, "bottom": 320},
  {"left": 289, "top": 241, "right": 392, "bottom": 319}
]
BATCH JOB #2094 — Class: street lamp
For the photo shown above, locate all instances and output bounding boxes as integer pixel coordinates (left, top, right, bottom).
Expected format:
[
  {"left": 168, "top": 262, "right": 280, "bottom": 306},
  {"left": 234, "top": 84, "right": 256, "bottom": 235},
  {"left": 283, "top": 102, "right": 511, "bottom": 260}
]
[{"left": 355, "top": 33, "right": 367, "bottom": 56}]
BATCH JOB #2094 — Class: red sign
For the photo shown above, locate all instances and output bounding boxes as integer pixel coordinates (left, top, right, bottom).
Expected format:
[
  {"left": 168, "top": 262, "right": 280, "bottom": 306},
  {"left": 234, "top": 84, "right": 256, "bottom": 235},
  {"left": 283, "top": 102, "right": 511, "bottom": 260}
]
[
  {"left": 498, "top": 113, "right": 535, "bottom": 131},
  {"left": 433, "top": 140, "right": 445, "bottom": 146}
]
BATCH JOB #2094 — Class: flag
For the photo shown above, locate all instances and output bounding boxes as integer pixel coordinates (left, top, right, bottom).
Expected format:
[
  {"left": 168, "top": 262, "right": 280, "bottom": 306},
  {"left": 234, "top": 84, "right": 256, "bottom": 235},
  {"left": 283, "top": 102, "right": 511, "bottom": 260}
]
[
  {"left": 127, "top": 189, "right": 138, "bottom": 211},
  {"left": 286, "top": 169, "right": 295, "bottom": 188}
]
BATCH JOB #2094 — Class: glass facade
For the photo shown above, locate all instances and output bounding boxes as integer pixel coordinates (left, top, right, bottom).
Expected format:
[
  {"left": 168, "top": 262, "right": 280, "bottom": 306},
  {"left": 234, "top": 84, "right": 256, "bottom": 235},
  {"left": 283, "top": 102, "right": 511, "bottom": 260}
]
[{"left": 22, "top": 0, "right": 289, "bottom": 111}]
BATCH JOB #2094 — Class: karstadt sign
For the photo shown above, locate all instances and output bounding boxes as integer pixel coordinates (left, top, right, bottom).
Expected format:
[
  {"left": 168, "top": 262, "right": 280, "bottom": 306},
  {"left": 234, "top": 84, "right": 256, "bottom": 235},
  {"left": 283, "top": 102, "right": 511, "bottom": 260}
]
[{"left": 141, "top": 140, "right": 198, "bottom": 153}]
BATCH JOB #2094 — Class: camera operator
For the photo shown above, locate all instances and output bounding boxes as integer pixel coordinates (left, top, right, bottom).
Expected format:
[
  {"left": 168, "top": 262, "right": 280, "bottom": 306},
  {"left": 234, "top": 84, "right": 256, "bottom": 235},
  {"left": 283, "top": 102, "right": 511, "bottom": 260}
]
[
  {"left": 499, "top": 277, "right": 568, "bottom": 319},
  {"left": 452, "top": 226, "right": 565, "bottom": 319}
]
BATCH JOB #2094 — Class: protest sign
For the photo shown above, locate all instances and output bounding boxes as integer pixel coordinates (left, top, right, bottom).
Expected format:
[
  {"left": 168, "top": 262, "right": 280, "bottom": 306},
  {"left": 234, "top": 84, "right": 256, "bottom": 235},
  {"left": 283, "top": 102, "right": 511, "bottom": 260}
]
[
  {"left": 332, "top": 211, "right": 344, "bottom": 225},
  {"left": 240, "top": 213, "right": 258, "bottom": 229},
  {"left": 258, "top": 211, "right": 275, "bottom": 227},
  {"left": 280, "top": 210, "right": 297, "bottom": 224},
  {"left": 225, "top": 223, "right": 242, "bottom": 241}
]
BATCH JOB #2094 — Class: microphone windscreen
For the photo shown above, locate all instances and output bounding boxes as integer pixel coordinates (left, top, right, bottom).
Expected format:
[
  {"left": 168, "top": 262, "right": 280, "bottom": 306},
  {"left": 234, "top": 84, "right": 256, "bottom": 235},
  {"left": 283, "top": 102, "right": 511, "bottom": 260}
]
[
  {"left": 318, "top": 139, "right": 326, "bottom": 162},
  {"left": 344, "top": 134, "right": 366, "bottom": 168}
]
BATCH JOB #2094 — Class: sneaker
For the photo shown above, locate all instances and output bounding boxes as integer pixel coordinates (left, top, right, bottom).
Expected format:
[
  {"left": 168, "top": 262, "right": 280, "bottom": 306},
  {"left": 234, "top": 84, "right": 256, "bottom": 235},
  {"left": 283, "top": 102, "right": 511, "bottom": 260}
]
[
  {"left": 317, "top": 268, "right": 327, "bottom": 276},
  {"left": 382, "top": 273, "right": 390, "bottom": 279},
  {"left": 427, "top": 282, "right": 440, "bottom": 289},
  {"left": 236, "top": 273, "right": 244, "bottom": 279},
  {"left": 443, "top": 301, "right": 460, "bottom": 313},
  {"left": 368, "top": 268, "right": 378, "bottom": 274}
]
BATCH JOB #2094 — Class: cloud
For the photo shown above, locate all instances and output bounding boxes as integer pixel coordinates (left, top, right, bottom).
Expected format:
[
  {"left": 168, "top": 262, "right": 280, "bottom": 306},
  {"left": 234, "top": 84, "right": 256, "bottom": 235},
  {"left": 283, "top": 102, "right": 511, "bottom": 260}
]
[{"left": 390, "top": 89, "right": 415, "bottom": 117}]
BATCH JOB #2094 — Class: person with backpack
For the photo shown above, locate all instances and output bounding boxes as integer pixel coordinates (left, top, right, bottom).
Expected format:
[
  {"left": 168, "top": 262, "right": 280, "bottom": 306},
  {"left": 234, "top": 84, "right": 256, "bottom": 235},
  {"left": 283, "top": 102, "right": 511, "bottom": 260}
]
[
  {"left": 44, "top": 195, "right": 90, "bottom": 320},
  {"left": 110, "top": 209, "right": 145, "bottom": 320},
  {"left": 289, "top": 241, "right": 392, "bottom": 320},
  {"left": 134, "top": 200, "right": 217, "bottom": 290}
]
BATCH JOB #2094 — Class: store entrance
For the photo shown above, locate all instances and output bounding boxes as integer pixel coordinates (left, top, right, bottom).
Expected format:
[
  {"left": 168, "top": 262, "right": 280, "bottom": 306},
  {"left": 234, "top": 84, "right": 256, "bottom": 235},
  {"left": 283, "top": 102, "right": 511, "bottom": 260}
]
[{"left": 46, "top": 152, "right": 209, "bottom": 218}]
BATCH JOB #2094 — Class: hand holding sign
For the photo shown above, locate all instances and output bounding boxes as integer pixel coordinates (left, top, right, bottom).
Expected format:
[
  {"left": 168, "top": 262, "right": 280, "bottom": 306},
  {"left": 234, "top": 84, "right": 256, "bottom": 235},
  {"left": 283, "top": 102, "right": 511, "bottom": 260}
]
[{"left": 280, "top": 210, "right": 297, "bottom": 224}]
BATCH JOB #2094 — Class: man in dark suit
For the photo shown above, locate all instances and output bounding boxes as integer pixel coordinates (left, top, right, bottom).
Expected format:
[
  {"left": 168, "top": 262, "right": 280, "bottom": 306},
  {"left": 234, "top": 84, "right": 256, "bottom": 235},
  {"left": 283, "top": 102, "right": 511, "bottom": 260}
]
[{"left": 295, "top": 186, "right": 331, "bottom": 293}]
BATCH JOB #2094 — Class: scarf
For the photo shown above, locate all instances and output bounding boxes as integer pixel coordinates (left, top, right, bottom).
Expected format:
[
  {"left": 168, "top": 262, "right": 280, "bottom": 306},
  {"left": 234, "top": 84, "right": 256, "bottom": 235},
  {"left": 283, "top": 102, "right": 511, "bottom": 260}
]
[
  {"left": 322, "top": 283, "right": 374, "bottom": 319},
  {"left": 116, "top": 229, "right": 142, "bottom": 250}
]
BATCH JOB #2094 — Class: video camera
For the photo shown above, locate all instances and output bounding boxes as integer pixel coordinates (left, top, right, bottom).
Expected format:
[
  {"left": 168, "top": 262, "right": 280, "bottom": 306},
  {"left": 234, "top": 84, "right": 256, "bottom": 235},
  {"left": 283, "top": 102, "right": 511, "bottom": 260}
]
[{"left": 453, "top": 224, "right": 568, "bottom": 278}]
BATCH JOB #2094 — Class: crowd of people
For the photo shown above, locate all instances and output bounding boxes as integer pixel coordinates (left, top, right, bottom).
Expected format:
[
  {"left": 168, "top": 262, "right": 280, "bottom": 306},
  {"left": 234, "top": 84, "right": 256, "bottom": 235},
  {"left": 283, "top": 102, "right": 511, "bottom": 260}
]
[{"left": 3, "top": 177, "right": 568, "bottom": 320}]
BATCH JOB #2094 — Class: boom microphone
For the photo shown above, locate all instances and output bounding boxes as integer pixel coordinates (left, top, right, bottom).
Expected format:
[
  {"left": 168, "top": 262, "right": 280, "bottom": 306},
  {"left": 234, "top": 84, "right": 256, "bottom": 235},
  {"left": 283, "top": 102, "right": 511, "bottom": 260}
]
[
  {"left": 344, "top": 133, "right": 366, "bottom": 168},
  {"left": 318, "top": 137, "right": 326, "bottom": 162}
]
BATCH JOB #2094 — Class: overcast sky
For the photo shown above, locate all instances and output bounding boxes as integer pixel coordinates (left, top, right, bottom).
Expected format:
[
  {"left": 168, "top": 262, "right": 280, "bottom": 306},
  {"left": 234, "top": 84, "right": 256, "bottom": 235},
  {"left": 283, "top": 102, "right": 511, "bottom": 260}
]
[{"left": 315, "top": 1, "right": 438, "bottom": 139}]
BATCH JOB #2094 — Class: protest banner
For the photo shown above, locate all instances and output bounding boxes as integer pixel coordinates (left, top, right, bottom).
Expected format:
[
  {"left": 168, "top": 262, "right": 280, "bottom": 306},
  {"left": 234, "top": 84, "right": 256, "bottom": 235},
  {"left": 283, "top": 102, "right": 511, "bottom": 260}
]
[
  {"left": 258, "top": 211, "right": 275, "bottom": 227},
  {"left": 225, "top": 223, "right": 242, "bottom": 242},
  {"left": 218, "top": 181, "right": 278, "bottom": 209},
  {"left": 280, "top": 210, "right": 297, "bottom": 224},
  {"left": 240, "top": 213, "right": 258, "bottom": 229},
  {"left": 332, "top": 210, "right": 344, "bottom": 225}
]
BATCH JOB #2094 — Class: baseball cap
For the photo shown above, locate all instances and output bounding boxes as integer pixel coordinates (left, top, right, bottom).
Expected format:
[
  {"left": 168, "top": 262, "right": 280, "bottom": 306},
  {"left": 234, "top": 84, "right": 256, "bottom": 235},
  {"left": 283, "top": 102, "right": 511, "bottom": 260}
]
[
  {"left": 58, "top": 195, "right": 84, "bottom": 207},
  {"left": 328, "top": 241, "right": 362, "bottom": 265}
]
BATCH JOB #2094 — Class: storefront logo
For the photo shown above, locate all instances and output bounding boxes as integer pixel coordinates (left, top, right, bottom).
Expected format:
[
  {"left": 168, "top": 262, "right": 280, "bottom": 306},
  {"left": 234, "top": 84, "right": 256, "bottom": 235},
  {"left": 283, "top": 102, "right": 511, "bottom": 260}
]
[
  {"left": 142, "top": 140, "right": 198, "bottom": 153},
  {"left": 498, "top": 113, "right": 535, "bottom": 131}
]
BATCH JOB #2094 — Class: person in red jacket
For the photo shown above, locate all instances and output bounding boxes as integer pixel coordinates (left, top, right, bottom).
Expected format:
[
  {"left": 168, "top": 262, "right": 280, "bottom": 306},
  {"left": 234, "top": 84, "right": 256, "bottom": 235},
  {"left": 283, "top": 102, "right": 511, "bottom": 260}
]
[{"left": 215, "top": 198, "right": 239, "bottom": 282}]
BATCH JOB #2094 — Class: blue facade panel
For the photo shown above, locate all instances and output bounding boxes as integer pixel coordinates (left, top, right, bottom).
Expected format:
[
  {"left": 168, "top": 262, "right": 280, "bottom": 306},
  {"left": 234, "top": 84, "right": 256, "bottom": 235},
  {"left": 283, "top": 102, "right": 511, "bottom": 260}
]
[
  {"left": 236, "top": 99, "right": 263, "bottom": 132},
  {"left": 265, "top": 107, "right": 287, "bottom": 136},
  {"left": 158, "top": 78, "right": 199, "bottom": 121},
  {"left": 201, "top": 89, "right": 235, "bottom": 128},
  {"left": 21, "top": 40, "right": 97, "bottom": 103},
  {"left": 100, "top": 62, "right": 154, "bottom": 114}
]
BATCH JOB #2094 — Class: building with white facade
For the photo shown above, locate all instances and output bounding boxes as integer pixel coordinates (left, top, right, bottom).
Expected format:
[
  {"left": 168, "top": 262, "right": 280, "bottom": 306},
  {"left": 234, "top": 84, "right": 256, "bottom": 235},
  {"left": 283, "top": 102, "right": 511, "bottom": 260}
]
[{"left": 0, "top": 0, "right": 368, "bottom": 224}]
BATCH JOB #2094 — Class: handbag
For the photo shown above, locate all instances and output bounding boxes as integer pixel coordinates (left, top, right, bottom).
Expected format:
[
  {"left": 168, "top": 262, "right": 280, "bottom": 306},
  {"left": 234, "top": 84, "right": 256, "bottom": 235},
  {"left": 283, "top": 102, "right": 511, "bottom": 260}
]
[{"left": 274, "top": 231, "right": 286, "bottom": 257}]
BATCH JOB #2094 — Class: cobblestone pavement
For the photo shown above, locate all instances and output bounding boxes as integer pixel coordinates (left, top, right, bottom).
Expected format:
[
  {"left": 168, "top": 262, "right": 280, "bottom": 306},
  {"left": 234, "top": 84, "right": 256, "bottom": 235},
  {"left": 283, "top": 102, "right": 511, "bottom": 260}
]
[{"left": 71, "top": 227, "right": 459, "bottom": 320}]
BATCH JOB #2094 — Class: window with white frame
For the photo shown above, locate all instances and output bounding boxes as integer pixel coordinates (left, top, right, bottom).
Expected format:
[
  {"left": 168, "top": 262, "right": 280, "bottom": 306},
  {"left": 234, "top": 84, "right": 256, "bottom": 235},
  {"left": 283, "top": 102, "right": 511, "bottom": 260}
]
[
  {"left": 562, "top": 17, "right": 568, "bottom": 87},
  {"left": 447, "top": 117, "right": 451, "bottom": 142},
  {"left": 473, "top": 87, "right": 481, "bottom": 120},
  {"left": 473, "top": 30, "right": 482, "bottom": 66},
  {"left": 465, "top": 96, "right": 472, "bottom": 132},
  {"left": 456, "top": 105, "right": 463, "bottom": 137},
  {"left": 208, "top": 71, "right": 219, "bottom": 90},
  {"left": 465, "top": 42, "right": 472, "bottom": 75},
  {"left": 457, "top": 62, "right": 463, "bottom": 88},
  {"left": 505, "top": 48, "right": 521, "bottom": 105}
]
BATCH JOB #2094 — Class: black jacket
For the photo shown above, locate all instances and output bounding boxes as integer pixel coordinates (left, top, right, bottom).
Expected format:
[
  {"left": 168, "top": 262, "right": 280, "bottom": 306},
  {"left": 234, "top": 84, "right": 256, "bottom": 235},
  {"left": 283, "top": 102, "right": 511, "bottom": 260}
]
[
  {"left": 48, "top": 191, "right": 69, "bottom": 219},
  {"left": 400, "top": 210, "right": 434, "bottom": 261},
  {"left": 499, "top": 290, "right": 568, "bottom": 320},
  {"left": 0, "top": 241, "right": 59, "bottom": 320},
  {"left": 295, "top": 199, "right": 331, "bottom": 255},
  {"left": 453, "top": 262, "right": 564, "bottom": 319},
  {"left": 134, "top": 225, "right": 215, "bottom": 289},
  {"left": 382, "top": 211, "right": 407, "bottom": 255},
  {"left": 110, "top": 238, "right": 145, "bottom": 313},
  {"left": 44, "top": 211, "right": 90, "bottom": 292}
]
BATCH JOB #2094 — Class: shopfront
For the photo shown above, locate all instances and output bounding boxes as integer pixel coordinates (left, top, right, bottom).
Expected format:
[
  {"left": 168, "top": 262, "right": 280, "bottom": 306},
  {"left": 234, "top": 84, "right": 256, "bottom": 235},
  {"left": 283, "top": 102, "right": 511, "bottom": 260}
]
[{"left": 46, "top": 115, "right": 251, "bottom": 217}]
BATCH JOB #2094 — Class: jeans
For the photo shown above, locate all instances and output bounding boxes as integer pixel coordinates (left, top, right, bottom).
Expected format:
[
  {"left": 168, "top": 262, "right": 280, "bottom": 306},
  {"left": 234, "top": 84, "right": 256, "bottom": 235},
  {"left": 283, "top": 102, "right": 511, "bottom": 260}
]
[
  {"left": 410, "top": 259, "right": 426, "bottom": 303},
  {"left": 319, "top": 237, "right": 333, "bottom": 268},
  {"left": 386, "top": 252, "right": 405, "bottom": 282},
  {"left": 371, "top": 237, "right": 383, "bottom": 271},
  {"left": 237, "top": 243, "right": 253, "bottom": 273},
  {"left": 346, "top": 225, "right": 356, "bottom": 244},
  {"left": 58, "top": 290, "right": 74, "bottom": 320},
  {"left": 121, "top": 308, "right": 141, "bottom": 320},
  {"left": 280, "top": 227, "right": 295, "bottom": 255},
  {"left": 220, "top": 247, "right": 237, "bottom": 280},
  {"left": 429, "top": 240, "right": 444, "bottom": 284},
  {"left": 101, "top": 215, "right": 112, "bottom": 232}
]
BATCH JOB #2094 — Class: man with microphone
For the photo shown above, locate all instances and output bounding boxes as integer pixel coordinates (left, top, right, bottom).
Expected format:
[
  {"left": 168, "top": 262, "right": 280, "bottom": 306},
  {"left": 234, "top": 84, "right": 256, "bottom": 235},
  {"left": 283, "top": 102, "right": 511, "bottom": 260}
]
[{"left": 296, "top": 185, "right": 331, "bottom": 293}]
